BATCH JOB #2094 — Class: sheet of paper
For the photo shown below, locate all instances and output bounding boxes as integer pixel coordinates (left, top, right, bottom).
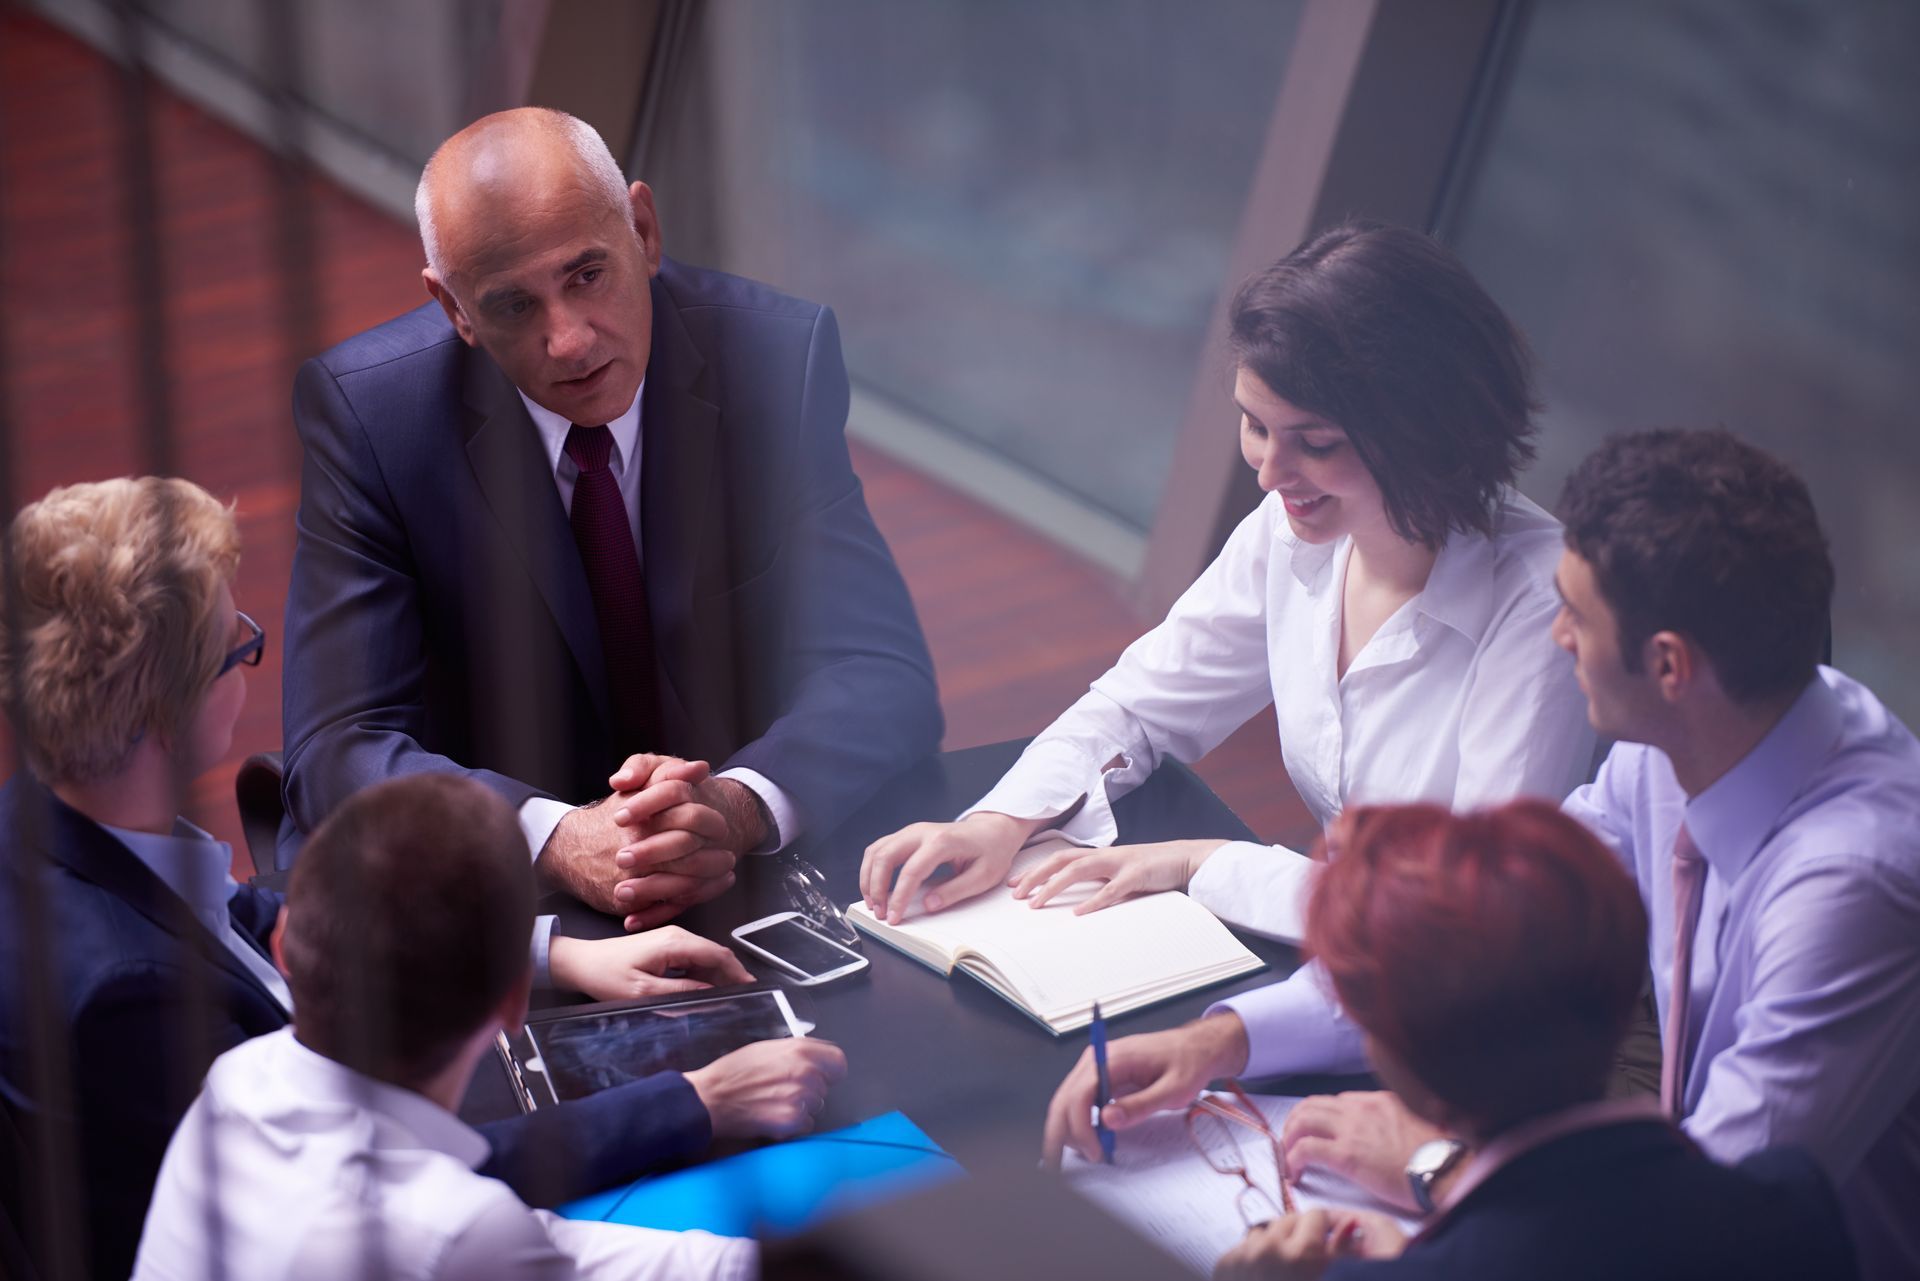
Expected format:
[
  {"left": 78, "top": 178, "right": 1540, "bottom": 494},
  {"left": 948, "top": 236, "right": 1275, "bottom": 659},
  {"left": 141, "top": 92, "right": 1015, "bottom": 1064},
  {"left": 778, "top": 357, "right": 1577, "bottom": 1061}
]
[{"left": 1063, "top": 1093, "right": 1419, "bottom": 1276}]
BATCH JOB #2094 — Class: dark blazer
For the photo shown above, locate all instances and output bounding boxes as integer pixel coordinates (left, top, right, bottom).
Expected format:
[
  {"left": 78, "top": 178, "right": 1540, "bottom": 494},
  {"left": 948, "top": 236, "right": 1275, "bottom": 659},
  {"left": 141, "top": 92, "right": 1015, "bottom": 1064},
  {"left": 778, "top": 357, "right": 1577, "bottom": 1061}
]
[
  {"left": 1326, "top": 1120, "right": 1857, "bottom": 1281},
  {"left": 279, "top": 259, "right": 942, "bottom": 865},
  {"left": 0, "top": 774, "right": 710, "bottom": 1281}
]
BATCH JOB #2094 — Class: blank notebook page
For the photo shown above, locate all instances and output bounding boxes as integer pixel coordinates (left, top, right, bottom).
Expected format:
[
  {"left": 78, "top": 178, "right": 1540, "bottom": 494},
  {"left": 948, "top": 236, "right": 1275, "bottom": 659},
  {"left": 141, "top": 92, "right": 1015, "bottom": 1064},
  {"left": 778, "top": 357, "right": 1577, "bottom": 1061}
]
[{"left": 875, "top": 842, "right": 1253, "bottom": 1013}]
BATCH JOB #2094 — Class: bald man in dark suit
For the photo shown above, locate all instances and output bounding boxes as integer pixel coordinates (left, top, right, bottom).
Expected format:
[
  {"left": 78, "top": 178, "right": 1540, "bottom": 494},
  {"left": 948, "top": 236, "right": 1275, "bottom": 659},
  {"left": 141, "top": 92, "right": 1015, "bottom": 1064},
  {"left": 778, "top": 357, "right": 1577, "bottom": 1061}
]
[{"left": 281, "top": 108, "right": 941, "bottom": 927}]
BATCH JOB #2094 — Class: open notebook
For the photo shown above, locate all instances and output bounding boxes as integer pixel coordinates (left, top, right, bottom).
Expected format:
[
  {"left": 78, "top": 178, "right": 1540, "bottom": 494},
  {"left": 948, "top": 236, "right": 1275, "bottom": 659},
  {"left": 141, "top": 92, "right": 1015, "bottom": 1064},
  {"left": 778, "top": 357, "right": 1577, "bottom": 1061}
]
[{"left": 846, "top": 840, "right": 1265, "bottom": 1034}]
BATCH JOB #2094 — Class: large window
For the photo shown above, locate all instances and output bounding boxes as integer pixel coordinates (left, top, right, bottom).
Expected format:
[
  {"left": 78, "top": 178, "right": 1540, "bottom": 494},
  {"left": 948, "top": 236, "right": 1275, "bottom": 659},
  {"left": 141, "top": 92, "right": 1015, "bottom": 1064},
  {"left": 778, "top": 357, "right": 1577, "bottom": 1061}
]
[
  {"left": 74, "top": 0, "right": 496, "bottom": 165},
  {"left": 645, "top": 1, "right": 1302, "bottom": 539},
  {"left": 1445, "top": 0, "right": 1920, "bottom": 720}
]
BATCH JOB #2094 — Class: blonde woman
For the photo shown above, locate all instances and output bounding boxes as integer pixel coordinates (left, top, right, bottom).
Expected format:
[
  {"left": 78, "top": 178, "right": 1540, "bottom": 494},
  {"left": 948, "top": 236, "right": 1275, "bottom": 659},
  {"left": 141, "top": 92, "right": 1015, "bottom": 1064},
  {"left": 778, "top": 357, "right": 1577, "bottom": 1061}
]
[{"left": 0, "top": 478, "right": 833, "bottom": 1281}]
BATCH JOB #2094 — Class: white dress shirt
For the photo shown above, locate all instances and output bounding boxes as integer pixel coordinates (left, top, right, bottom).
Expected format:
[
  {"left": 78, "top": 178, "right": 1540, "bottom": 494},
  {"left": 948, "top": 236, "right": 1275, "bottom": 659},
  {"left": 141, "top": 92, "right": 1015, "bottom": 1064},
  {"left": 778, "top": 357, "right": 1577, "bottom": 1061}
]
[
  {"left": 105, "top": 818, "right": 293, "bottom": 1013},
  {"left": 513, "top": 386, "right": 798, "bottom": 859},
  {"left": 1564, "top": 669, "right": 1920, "bottom": 1281},
  {"left": 132, "top": 1028, "right": 754, "bottom": 1281},
  {"left": 969, "top": 487, "right": 1593, "bottom": 944}
]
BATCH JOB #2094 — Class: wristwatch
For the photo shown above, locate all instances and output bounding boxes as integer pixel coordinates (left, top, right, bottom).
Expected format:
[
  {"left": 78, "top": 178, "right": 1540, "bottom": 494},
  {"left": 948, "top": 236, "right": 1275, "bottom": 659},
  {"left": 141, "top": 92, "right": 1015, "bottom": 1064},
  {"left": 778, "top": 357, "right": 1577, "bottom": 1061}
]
[{"left": 1405, "top": 1137, "right": 1468, "bottom": 1214}]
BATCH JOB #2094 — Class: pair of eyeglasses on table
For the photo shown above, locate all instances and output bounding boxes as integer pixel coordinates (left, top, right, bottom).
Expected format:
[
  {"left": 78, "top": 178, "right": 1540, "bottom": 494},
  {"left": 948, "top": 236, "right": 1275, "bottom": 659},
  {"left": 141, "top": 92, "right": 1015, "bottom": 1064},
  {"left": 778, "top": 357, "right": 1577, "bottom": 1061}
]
[
  {"left": 1185, "top": 1079, "right": 1297, "bottom": 1227},
  {"left": 773, "top": 852, "right": 861, "bottom": 947}
]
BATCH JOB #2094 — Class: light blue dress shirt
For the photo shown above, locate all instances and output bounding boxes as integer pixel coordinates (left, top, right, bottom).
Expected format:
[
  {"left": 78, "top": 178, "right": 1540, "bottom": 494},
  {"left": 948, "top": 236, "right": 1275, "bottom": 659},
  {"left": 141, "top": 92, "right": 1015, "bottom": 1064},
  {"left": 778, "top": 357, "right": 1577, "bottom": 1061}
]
[
  {"left": 1565, "top": 668, "right": 1920, "bottom": 1281},
  {"left": 104, "top": 818, "right": 294, "bottom": 1013},
  {"left": 1210, "top": 667, "right": 1920, "bottom": 1280}
]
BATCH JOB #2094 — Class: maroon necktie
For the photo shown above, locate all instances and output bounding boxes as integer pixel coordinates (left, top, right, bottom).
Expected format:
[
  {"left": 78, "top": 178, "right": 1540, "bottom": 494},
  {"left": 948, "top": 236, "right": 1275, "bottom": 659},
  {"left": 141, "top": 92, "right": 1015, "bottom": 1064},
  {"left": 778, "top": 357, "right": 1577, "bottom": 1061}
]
[{"left": 564, "top": 424, "right": 661, "bottom": 749}]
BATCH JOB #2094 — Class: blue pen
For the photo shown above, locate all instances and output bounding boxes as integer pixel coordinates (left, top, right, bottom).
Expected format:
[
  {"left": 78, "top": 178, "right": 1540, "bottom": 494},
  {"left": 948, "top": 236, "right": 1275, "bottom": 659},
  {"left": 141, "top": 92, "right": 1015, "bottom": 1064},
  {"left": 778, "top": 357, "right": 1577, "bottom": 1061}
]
[{"left": 1090, "top": 1000, "right": 1116, "bottom": 1165}]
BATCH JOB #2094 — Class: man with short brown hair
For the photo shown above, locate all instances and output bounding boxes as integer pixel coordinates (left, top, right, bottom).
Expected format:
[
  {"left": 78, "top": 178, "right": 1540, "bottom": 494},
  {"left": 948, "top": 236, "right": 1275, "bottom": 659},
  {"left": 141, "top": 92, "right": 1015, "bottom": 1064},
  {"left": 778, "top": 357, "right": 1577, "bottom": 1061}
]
[{"left": 134, "top": 773, "right": 801, "bottom": 1280}]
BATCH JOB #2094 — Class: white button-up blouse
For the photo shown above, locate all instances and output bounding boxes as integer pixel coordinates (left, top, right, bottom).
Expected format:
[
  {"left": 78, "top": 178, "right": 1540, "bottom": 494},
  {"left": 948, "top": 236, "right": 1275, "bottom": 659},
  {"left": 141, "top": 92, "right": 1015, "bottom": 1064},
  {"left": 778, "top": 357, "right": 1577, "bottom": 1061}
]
[{"left": 967, "top": 487, "right": 1595, "bottom": 940}]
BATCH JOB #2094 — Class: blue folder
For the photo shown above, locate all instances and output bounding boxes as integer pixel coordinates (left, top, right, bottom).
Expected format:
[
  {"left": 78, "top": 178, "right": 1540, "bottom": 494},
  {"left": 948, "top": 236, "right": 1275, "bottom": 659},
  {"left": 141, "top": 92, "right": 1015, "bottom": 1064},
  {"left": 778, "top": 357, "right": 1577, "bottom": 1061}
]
[{"left": 557, "top": 1110, "right": 964, "bottom": 1238}]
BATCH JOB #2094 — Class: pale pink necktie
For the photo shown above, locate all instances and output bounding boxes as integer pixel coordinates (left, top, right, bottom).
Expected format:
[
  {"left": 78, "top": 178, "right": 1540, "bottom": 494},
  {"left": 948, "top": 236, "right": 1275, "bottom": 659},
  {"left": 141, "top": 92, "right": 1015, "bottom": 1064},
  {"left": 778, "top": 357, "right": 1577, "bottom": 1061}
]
[{"left": 1661, "top": 824, "right": 1708, "bottom": 1116}]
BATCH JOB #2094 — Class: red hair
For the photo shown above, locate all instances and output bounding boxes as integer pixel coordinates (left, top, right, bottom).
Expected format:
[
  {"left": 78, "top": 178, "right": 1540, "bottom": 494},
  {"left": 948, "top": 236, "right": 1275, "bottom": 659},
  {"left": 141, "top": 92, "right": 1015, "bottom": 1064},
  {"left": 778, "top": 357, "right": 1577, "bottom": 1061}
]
[{"left": 1305, "top": 800, "right": 1648, "bottom": 1136}]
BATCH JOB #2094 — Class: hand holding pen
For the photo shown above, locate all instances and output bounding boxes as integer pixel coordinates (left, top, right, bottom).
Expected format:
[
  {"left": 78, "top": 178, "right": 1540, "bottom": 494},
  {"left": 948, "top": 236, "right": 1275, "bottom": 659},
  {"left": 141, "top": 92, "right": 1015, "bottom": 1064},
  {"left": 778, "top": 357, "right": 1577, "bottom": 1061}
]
[
  {"left": 1091, "top": 1000, "right": 1116, "bottom": 1164},
  {"left": 1041, "top": 1011, "right": 1254, "bottom": 1167}
]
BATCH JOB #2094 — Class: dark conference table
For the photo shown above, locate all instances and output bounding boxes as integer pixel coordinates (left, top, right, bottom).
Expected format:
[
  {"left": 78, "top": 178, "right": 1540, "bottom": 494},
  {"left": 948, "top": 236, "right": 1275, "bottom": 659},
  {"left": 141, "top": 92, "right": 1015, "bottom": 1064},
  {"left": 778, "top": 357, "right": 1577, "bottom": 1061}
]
[{"left": 463, "top": 739, "right": 1325, "bottom": 1172}]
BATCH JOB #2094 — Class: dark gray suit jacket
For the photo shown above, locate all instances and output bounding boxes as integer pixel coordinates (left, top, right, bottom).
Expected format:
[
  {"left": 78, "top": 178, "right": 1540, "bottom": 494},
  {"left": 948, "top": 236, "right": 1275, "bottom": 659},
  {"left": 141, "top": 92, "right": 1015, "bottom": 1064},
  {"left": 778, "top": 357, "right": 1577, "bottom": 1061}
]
[{"left": 1325, "top": 1120, "right": 1857, "bottom": 1281}]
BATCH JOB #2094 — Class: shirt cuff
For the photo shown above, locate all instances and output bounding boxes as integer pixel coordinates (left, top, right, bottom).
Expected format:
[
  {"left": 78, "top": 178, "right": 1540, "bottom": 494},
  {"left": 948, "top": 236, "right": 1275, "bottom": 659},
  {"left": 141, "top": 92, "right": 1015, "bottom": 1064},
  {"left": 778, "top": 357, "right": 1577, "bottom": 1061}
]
[
  {"left": 530, "top": 915, "right": 558, "bottom": 989},
  {"left": 542, "top": 1214, "right": 759, "bottom": 1280},
  {"left": 518, "top": 796, "right": 575, "bottom": 863},
  {"left": 1207, "top": 961, "right": 1368, "bottom": 1079},
  {"left": 1188, "top": 842, "right": 1318, "bottom": 943},
  {"left": 715, "top": 767, "right": 796, "bottom": 854},
  {"left": 963, "top": 743, "right": 1141, "bottom": 848}
]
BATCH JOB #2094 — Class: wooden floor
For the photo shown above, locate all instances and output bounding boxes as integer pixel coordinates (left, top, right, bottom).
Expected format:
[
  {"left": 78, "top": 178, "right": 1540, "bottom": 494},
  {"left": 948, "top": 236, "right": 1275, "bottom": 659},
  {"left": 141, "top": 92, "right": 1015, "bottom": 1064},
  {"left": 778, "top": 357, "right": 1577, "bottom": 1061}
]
[{"left": 0, "top": 10, "right": 1313, "bottom": 874}]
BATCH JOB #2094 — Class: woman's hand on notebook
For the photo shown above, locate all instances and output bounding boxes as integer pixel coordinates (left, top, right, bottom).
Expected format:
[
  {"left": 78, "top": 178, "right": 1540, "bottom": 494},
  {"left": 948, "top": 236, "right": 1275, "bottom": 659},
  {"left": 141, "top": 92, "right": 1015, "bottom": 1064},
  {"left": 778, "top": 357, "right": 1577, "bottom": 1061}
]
[
  {"left": 860, "top": 811, "right": 1046, "bottom": 924},
  {"left": 1009, "top": 839, "right": 1228, "bottom": 914},
  {"left": 547, "top": 926, "right": 755, "bottom": 1002},
  {"left": 1042, "top": 1012, "right": 1251, "bottom": 1167}
]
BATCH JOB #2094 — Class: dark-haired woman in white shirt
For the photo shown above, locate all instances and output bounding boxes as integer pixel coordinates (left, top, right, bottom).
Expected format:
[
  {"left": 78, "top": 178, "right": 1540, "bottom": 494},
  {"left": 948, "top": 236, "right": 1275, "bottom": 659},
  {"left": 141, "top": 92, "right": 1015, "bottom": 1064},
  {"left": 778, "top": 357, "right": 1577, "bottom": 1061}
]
[{"left": 860, "top": 220, "right": 1594, "bottom": 940}]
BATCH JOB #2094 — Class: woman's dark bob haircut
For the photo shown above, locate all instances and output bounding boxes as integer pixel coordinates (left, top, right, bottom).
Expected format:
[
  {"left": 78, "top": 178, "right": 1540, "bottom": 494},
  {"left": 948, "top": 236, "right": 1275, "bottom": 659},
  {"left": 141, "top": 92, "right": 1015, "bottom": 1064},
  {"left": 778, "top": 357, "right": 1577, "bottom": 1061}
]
[{"left": 1228, "top": 220, "right": 1538, "bottom": 546}]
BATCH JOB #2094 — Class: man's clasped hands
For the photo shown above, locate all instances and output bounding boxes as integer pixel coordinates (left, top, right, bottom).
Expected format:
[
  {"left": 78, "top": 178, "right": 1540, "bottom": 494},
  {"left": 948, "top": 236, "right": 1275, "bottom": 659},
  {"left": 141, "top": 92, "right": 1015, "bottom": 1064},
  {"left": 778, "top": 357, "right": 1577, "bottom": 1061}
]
[{"left": 538, "top": 752, "right": 766, "bottom": 931}]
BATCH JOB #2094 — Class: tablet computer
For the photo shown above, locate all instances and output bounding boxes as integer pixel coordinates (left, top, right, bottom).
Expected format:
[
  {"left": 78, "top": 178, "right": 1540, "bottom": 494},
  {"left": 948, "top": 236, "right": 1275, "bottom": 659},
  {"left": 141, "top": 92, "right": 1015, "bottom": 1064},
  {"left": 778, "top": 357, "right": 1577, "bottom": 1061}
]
[{"left": 497, "top": 987, "right": 813, "bottom": 1111}]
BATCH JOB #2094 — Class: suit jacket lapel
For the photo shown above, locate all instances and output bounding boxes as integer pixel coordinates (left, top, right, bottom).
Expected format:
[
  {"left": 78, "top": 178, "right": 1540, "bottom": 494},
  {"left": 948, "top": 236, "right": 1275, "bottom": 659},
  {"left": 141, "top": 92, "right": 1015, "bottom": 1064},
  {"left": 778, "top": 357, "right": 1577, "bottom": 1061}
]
[
  {"left": 641, "top": 272, "right": 721, "bottom": 741},
  {"left": 15, "top": 780, "right": 286, "bottom": 1013},
  {"left": 461, "top": 348, "right": 615, "bottom": 726}
]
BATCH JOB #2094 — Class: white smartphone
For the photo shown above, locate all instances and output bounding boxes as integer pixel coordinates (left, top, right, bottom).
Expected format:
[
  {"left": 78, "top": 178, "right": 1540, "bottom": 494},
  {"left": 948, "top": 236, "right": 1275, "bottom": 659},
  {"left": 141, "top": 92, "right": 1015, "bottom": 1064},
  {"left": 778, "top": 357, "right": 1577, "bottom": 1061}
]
[{"left": 732, "top": 911, "right": 869, "bottom": 986}]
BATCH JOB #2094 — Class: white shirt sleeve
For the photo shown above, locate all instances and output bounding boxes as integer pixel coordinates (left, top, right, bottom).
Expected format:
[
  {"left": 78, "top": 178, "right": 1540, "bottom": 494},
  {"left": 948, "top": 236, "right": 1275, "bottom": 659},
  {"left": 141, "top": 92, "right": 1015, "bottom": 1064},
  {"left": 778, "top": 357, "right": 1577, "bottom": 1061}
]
[
  {"left": 965, "top": 501, "right": 1280, "bottom": 845},
  {"left": 285, "top": 1185, "right": 586, "bottom": 1281},
  {"left": 536, "top": 1212, "right": 756, "bottom": 1281},
  {"left": 425, "top": 1198, "right": 577, "bottom": 1281},
  {"left": 716, "top": 766, "right": 797, "bottom": 854},
  {"left": 960, "top": 688, "right": 1151, "bottom": 846},
  {"left": 1186, "top": 841, "right": 1319, "bottom": 942},
  {"left": 520, "top": 796, "right": 575, "bottom": 861},
  {"left": 425, "top": 1197, "right": 755, "bottom": 1281}
]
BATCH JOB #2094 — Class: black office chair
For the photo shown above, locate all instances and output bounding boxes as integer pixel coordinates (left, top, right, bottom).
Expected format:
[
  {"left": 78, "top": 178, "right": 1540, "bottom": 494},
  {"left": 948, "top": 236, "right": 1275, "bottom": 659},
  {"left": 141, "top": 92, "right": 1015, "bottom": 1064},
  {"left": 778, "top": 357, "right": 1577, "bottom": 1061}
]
[{"left": 235, "top": 750, "right": 286, "bottom": 876}]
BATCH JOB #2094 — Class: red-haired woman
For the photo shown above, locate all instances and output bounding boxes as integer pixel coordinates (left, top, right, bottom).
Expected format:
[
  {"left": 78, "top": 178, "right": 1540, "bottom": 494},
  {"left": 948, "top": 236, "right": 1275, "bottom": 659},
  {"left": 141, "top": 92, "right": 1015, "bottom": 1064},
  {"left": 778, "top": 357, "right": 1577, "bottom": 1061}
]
[{"left": 1212, "top": 802, "right": 1855, "bottom": 1281}]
